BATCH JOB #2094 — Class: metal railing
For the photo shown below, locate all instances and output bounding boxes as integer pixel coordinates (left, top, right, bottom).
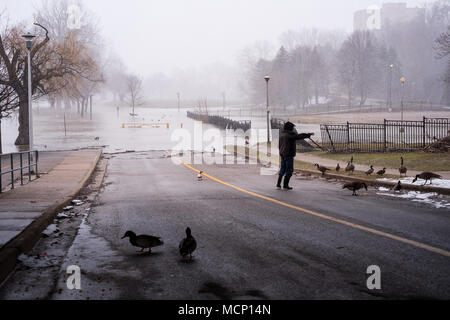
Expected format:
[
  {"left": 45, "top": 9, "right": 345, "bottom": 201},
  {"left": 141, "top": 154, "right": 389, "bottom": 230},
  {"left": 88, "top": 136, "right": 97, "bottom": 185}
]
[
  {"left": 0, "top": 150, "right": 39, "bottom": 193},
  {"left": 320, "top": 117, "right": 450, "bottom": 153},
  {"left": 187, "top": 111, "right": 251, "bottom": 131}
]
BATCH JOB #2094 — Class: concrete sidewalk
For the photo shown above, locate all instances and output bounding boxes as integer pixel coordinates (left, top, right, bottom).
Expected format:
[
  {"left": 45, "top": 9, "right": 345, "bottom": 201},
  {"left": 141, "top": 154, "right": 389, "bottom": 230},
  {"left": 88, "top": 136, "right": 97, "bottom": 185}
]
[{"left": 0, "top": 149, "right": 102, "bottom": 282}]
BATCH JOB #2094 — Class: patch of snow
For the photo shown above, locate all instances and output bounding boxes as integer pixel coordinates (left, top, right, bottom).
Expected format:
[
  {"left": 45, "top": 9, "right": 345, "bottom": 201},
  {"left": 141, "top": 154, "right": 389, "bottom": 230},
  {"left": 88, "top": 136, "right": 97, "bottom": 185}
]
[
  {"left": 42, "top": 224, "right": 59, "bottom": 237},
  {"left": 376, "top": 190, "right": 450, "bottom": 209},
  {"left": 377, "top": 177, "right": 450, "bottom": 189},
  {"left": 378, "top": 187, "right": 390, "bottom": 192},
  {"left": 18, "top": 254, "right": 58, "bottom": 268},
  {"left": 57, "top": 212, "right": 70, "bottom": 219},
  {"left": 72, "top": 200, "right": 84, "bottom": 206}
]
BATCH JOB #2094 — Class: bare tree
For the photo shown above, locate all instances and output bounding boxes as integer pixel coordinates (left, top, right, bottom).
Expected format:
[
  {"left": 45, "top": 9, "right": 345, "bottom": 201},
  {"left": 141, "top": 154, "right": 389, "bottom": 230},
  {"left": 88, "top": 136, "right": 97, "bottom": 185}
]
[
  {"left": 435, "top": 25, "right": 450, "bottom": 104},
  {"left": 126, "top": 74, "right": 143, "bottom": 115}
]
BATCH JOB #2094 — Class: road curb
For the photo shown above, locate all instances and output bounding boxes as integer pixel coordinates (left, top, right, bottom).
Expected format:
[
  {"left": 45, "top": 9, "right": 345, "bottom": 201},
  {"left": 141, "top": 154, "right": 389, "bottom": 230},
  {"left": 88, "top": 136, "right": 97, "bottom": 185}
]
[
  {"left": 0, "top": 150, "right": 103, "bottom": 284},
  {"left": 293, "top": 168, "right": 450, "bottom": 195},
  {"left": 226, "top": 147, "right": 450, "bottom": 196}
]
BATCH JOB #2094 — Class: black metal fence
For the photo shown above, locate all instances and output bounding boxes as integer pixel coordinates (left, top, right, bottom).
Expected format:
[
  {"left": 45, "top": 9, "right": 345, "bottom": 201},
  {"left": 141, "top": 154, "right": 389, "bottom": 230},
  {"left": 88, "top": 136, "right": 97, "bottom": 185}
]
[
  {"left": 187, "top": 111, "right": 251, "bottom": 131},
  {"left": 321, "top": 117, "right": 450, "bottom": 152},
  {"left": 0, "top": 150, "right": 39, "bottom": 193}
]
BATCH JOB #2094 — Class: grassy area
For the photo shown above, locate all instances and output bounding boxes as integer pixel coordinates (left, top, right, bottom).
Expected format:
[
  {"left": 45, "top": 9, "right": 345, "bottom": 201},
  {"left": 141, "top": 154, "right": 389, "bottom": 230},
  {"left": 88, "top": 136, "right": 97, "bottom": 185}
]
[{"left": 312, "top": 151, "right": 450, "bottom": 172}]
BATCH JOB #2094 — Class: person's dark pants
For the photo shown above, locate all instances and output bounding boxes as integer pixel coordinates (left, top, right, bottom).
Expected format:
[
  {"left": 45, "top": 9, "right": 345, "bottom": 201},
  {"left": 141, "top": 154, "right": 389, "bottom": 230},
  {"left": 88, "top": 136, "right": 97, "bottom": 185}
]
[{"left": 279, "top": 156, "right": 294, "bottom": 178}]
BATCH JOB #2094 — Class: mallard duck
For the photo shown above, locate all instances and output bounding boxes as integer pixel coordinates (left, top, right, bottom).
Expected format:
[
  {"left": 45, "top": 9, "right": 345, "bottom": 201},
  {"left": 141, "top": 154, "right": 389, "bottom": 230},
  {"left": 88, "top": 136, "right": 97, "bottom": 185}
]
[
  {"left": 399, "top": 157, "right": 407, "bottom": 177},
  {"left": 179, "top": 227, "right": 197, "bottom": 260},
  {"left": 345, "top": 157, "right": 355, "bottom": 174},
  {"left": 336, "top": 163, "right": 340, "bottom": 172},
  {"left": 412, "top": 172, "right": 442, "bottom": 185},
  {"left": 376, "top": 168, "right": 386, "bottom": 176},
  {"left": 315, "top": 164, "right": 331, "bottom": 176},
  {"left": 121, "top": 231, "right": 164, "bottom": 253},
  {"left": 365, "top": 165, "right": 374, "bottom": 176},
  {"left": 393, "top": 181, "right": 402, "bottom": 192},
  {"left": 343, "top": 182, "right": 367, "bottom": 196}
]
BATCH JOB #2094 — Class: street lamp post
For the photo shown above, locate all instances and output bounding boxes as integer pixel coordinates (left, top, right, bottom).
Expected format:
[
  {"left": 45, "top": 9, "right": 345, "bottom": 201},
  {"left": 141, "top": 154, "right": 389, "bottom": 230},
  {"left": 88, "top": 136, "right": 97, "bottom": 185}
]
[
  {"left": 264, "top": 76, "right": 270, "bottom": 156},
  {"left": 400, "top": 77, "right": 406, "bottom": 122},
  {"left": 177, "top": 92, "right": 180, "bottom": 112},
  {"left": 388, "top": 64, "right": 394, "bottom": 111},
  {"left": 21, "top": 32, "right": 36, "bottom": 150}
]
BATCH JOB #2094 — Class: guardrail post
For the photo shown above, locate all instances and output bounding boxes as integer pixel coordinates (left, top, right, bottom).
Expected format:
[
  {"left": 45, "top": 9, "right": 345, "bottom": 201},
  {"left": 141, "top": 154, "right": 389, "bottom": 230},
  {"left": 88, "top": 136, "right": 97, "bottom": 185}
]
[
  {"left": 20, "top": 153, "right": 23, "bottom": 185},
  {"left": 422, "top": 116, "right": 426, "bottom": 148},
  {"left": 36, "top": 151, "right": 39, "bottom": 178},
  {"left": 10, "top": 153, "right": 14, "bottom": 190},
  {"left": 28, "top": 152, "right": 31, "bottom": 182},
  {"left": 346, "top": 122, "right": 350, "bottom": 151}
]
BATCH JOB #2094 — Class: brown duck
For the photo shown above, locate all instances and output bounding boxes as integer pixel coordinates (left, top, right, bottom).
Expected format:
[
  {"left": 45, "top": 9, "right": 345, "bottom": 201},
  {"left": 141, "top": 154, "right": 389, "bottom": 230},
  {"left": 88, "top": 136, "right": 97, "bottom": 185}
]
[
  {"left": 179, "top": 227, "right": 197, "bottom": 260},
  {"left": 365, "top": 165, "right": 374, "bottom": 176},
  {"left": 393, "top": 181, "right": 402, "bottom": 191},
  {"left": 336, "top": 163, "right": 341, "bottom": 172},
  {"left": 376, "top": 168, "right": 386, "bottom": 176},
  {"left": 121, "top": 231, "right": 164, "bottom": 253}
]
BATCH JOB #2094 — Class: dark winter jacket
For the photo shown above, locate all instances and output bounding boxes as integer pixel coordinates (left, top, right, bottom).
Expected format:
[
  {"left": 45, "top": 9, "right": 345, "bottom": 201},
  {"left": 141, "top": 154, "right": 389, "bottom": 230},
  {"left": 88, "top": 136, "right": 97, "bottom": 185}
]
[{"left": 279, "top": 129, "right": 312, "bottom": 157}]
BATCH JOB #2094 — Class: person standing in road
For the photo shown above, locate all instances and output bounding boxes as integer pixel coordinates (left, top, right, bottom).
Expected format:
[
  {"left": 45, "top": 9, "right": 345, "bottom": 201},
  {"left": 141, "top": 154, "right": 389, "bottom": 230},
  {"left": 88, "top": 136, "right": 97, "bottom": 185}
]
[{"left": 277, "top": 122, "right": 314, "bottom": 190}]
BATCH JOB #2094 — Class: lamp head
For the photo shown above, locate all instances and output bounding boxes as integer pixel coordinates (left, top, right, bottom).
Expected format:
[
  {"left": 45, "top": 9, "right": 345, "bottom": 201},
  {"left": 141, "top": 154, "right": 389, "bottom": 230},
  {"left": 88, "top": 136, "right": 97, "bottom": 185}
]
[
  {"left": 264, "top": 75, "right": 270, "bottom": 82},
  {"left": 21, "top": 32, "right": 36, "bottom": 50}
]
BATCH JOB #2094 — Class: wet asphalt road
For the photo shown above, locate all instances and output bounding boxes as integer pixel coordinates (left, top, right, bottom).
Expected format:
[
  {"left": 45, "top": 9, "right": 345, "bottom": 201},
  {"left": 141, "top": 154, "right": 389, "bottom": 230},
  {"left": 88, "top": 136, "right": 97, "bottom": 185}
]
[{"left": 47, "top": 150, "right": 450, "bottom": 300}]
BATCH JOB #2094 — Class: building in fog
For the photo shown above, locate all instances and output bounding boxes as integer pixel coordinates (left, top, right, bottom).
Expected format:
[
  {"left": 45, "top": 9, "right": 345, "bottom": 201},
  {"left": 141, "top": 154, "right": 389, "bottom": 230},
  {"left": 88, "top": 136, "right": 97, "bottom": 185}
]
[{"left": 353, "top": 2, "right": 425, "bottom": 32}]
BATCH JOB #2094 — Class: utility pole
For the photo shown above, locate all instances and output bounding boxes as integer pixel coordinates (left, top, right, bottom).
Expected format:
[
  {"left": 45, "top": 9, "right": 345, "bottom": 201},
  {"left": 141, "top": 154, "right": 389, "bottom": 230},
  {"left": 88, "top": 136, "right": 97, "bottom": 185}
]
[
  {"left": 388, "top": 64, "right": 394, "bottom": 110},
  {"left": 264, "top": 76, "right": 271, "bottom": 157},
  {"left": 22, "top": 32, "right": 36, "bottom": 150}
]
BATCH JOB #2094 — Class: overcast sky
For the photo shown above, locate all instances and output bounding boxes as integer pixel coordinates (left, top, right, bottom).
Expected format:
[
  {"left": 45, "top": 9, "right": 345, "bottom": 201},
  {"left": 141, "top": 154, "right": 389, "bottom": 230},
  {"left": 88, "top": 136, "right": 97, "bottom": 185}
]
[{"left": 1, "top": 0, "right": 435, "bottom": 75}]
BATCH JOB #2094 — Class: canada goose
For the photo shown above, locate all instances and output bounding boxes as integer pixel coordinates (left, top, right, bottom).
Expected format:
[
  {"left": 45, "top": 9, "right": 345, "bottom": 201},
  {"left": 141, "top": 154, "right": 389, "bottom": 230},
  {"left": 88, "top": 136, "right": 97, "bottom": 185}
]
[
  {"left": 315, "top": 164, "right": 331, "bottom": 176},
  {"left": 336, "top": 163, "right": 340, "bottom": 172},
  {"left": 343, "top": 182, "right": 368, "bottom": 196},
  {"left": 345, "top": 157, "right": 355, "bottom": 174},
  {"left": 376, "top": 168, "right": 386, "bottom": 176},
  {"left": 121, "top": 231, "right": 164, "bottom": 253},
  {"left": 412, "top": 172, "right": 442, "bottom": 185},
  {"left": 399, "top": 157, "right": 407, "bottom": 176},
  {"left": 365, "top": 165, "right": 374, "bottom": 175},
  {"left": 393, "top": 181, "right": 402, "bottom": 192},
  {"left": 179, "top": 227, "right": 197, "bottom": 260}
]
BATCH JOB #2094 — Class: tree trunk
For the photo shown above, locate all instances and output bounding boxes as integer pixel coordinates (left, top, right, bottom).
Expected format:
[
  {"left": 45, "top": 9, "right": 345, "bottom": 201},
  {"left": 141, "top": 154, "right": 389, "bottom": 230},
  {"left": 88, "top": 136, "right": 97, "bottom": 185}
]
[
  {"left": 0, "top": 118, "right": 2, "bottom": 154},
  {"left": 81, "top": 98, "right": 85, "bottom": 117},
  {"left": 15, "top": 96, "right": 30, "bottom": 146}
]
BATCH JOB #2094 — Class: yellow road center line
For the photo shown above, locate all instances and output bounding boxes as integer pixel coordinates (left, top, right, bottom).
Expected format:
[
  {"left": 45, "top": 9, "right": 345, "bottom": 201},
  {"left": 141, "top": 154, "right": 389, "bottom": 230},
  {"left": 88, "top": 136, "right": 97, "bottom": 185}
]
[{"left": 168, "top": 151, "right": 450, "bottom": 258}]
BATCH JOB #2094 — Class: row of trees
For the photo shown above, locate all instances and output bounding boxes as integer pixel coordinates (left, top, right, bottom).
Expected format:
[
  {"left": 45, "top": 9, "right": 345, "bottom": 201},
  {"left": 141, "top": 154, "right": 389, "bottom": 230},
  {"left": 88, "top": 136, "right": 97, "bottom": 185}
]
[
  {"left": 243, "top": 1, "right": 449, "bottom": 108},
  {"left": 0, "top": 0, "right": 103, "bottom": 146}
]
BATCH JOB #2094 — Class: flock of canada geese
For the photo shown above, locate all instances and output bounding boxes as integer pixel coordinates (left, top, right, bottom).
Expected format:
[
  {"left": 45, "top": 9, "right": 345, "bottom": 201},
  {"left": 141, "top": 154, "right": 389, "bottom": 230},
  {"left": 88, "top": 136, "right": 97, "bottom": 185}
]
[{"left": 314, "top": 156, "right": 442, "bottom": 196}]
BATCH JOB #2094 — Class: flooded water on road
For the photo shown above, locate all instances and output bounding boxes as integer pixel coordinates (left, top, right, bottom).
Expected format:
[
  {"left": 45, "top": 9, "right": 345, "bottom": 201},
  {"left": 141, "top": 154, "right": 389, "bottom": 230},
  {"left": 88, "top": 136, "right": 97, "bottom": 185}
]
[{"left": 1, "top": 103, "right": 321, "bottom": 154}]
